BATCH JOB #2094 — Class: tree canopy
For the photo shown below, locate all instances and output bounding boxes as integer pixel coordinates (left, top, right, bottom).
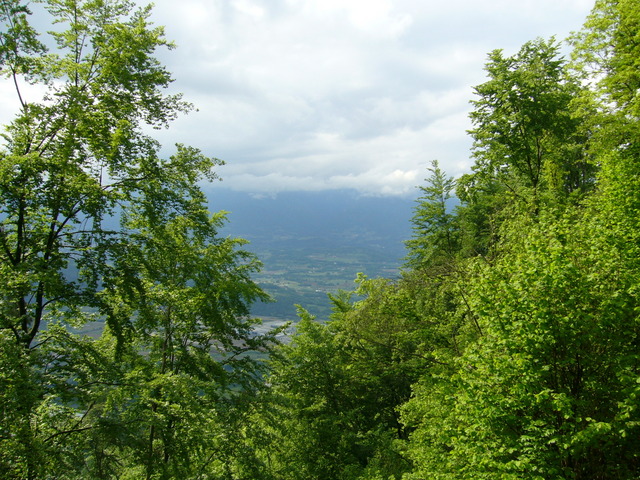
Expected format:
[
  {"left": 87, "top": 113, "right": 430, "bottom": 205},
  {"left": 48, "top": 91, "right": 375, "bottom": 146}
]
[
  {"left": 2, "top": 0, "right": 640, "bottom": 479},
  {"left": 0, "top": 1, "right": 277, "bottom": 477},
  {"left": 250, "top": 1, "right": 640, "bottom": 479}
]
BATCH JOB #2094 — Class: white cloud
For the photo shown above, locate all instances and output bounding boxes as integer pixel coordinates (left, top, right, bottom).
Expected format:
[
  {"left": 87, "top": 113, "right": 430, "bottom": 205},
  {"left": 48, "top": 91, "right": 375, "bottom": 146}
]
[
  {"left": 300, "top": 0, "right": 413, "bottom": 37},
  {"left": 232, "top": 0, "right": 266, "bottom": 18},
  {"left": 0, "top": 0, "right": 595, "bottom": 197}
]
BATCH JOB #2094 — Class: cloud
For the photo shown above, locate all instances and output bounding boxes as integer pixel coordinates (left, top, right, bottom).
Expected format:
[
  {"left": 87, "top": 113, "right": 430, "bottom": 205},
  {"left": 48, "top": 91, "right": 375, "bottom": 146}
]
[
  {"left": 152, "top": 0, "right": 594, "bottom": 196},
  {"left": 0, "top": 0, "right": 595, "bottom": 197},
  {"left": 291, "top": 0, "right": 413, "bottom": 38}
]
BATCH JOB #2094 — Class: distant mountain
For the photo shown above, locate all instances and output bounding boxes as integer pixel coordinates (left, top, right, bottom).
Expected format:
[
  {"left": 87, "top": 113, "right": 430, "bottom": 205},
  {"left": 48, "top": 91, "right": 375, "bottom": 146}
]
[
  {"left": 208, "top": 188, "right": 416, "bottom": 321},
  {"left": 210, "top": 188, "right": 414, "bottom": 257}
]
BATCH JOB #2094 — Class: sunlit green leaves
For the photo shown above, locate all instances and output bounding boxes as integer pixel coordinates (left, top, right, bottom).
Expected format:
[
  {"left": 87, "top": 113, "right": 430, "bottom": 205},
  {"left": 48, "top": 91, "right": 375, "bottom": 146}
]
[
  {"left": 0, "top": 1, "right": 273, "bottom": 478},
  {"left": 468, "top": 37, "right": 593, "bottom": 209},
  {"left": 405, "top": 160, "right": 459, "bottom": 269}
]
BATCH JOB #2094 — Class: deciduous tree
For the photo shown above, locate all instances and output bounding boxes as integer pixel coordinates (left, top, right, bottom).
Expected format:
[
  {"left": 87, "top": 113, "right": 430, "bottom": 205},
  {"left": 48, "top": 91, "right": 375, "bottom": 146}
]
[
  {"left": 0, "top": 1, "right": 273, "bottom": 477},
  {"left": 467, "top": 38, "right": 593, "bottom": 210}
]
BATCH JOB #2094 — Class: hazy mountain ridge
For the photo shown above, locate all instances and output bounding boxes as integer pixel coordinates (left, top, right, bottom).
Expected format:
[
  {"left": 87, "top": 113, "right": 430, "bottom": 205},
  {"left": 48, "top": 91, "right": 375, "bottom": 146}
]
[
  {"left": 210, "top": 188, "right": 415, "bottom": 320},
  {"left": 212, "top": 188, "right": 414, "bottom": 253}
]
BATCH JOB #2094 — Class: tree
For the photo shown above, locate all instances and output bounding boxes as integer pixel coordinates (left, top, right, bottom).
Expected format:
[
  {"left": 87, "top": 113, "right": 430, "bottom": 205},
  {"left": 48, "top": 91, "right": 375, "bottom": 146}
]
[
  {"left": 404, "top": 210, "right": 640, "bottom": 479},
  {"left": 401, "top": 7, "right": 640, "bottom": 478},
  {"left": 405, "top": 160, "right": 459, "bottom": 270},
  {"left": 0, "top": 1, "right": 273, "bottom": 477},
  {"left": 0, "top": 0, "right": 197, "bottom": 348},
  {"left": 257, "top": 280, "right": 422, "bottom": 480},
  {"left": 256, "top": 265, "right": 479, "bottom": 480},
  {"left": 467, "top": 38, "right": 593, "bottom": 210},
  {"left": 89, "top": 207, "right": 275, "bottom": 479},
  {"left": 571, "top": 0, "right": 640, "bottom": 120},
  {"left": 570, "top": 0, "right": 640, "bottom": 238}
]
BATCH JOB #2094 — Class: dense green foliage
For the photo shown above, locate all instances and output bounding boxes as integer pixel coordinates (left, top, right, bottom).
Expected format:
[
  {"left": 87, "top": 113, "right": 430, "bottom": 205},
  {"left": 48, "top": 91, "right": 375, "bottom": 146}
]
[
  {"left": 249, "top": 1, "right": 640, "bottom": 479},
  {"left": 0, "top": 1, "right": 278, "bottom": 478},
  {"left": 1, "top": 0, "right": 640, "bottom": 479}
]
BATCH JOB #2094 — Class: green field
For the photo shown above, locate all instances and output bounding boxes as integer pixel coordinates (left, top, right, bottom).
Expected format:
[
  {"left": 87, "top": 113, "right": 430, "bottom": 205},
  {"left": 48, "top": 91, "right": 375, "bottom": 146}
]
[{"left": 250, "top": 241, "right": 403, "bottom": 322}]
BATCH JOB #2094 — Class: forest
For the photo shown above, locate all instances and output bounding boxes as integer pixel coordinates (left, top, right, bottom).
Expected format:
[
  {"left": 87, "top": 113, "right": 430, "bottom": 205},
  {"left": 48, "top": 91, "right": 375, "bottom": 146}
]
[{"left": 1, "top": 0, "right": 639, "bottom": 478}]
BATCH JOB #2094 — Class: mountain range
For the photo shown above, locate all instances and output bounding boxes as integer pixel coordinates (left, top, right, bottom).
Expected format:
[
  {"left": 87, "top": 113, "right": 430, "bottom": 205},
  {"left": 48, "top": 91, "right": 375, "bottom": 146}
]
[{"left": 210, "top": 188, "right": 416, "bottom": 321}]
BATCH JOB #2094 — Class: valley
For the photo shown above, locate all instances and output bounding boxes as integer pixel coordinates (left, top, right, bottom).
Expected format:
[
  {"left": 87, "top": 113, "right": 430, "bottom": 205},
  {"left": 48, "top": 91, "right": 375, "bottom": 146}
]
[{"left": 214, "top": 188, "right": 415, "bottom": 322}]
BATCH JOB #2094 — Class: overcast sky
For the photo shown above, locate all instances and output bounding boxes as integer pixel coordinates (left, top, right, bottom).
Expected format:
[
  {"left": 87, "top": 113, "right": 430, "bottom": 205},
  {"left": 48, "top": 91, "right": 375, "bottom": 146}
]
[{"left": 3, "top": 0, "right": 596, "bottom": 197}]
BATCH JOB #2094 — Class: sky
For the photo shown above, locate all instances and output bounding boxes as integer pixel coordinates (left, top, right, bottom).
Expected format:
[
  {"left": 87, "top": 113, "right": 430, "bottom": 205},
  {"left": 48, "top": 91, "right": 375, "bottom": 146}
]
[{"left": 2, "top": 0, "right": 596, "bottom": 197}]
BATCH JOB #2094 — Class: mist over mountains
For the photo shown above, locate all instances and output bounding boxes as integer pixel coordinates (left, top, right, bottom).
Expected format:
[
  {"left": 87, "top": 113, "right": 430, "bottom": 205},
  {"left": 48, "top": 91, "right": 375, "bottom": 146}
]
[
  {"left": 212, "top": 188, "right": 415, "bottom": 260},
  {"left": 210, "top": 188, "right": 416, "bottom": 320}
]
